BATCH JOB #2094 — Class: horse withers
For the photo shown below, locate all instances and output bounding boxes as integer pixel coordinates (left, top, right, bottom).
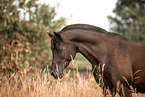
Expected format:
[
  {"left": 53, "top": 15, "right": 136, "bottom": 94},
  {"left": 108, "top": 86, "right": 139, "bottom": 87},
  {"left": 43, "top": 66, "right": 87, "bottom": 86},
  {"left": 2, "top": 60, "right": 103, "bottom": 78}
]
[{"left": 48, "top": 24, "right": 145, "bottom": 97}]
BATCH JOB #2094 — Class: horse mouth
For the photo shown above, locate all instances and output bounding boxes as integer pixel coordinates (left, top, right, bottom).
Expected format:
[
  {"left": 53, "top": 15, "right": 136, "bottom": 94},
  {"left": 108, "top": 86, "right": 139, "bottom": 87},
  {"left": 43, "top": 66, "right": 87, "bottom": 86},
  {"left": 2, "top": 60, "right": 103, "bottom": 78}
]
[
  {"left": 50, "top": 61, "right": 69, "bottom": 79},
  {"left": 59, "top": 73, "right": 63, "bottom": 79},
  {"left": 50, "top": 70, "right": 63, "bottom": 79},
  {"left": 50, "top": 71, "right": 58, "bottom": 79}
]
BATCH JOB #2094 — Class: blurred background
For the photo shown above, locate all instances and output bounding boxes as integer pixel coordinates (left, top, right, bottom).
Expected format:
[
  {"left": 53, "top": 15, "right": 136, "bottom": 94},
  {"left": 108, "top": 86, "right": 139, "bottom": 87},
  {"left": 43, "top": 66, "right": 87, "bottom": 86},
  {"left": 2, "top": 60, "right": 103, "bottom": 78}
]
[{"left": 0, "top": 0, "right": 145, "bottom": 75}]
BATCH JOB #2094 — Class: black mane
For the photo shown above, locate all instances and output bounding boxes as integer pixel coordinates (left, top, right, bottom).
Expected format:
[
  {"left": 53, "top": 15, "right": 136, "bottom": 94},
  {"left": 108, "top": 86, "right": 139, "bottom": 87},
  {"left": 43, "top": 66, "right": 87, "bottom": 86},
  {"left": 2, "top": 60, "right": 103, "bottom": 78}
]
[
  {"left": 60, "top": 24, "right": 128, "bottom": 41},
  {"left": 60, "top": 24, "right": 108, "bottom": 33}
]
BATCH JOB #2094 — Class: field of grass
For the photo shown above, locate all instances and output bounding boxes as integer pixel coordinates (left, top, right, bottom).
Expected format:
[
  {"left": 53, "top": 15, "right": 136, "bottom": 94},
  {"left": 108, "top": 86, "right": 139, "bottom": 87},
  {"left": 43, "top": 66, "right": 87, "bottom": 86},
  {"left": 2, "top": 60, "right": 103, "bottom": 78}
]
[
  {"left": 0, "top": 53, "right": 102, "bottom": 97},
  {"left": 0, "top": 68, "right": 104, "bottom": 97},
  {"left": 0, "top": 54, "right": 144, "bottom": 97}
]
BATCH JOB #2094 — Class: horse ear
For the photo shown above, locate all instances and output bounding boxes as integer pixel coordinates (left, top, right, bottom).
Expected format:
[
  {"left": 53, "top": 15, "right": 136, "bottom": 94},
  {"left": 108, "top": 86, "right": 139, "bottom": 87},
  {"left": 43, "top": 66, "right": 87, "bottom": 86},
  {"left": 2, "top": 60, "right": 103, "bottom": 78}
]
[
  {"left": 54, "top": 32, "right": 62, "bottom": 39},
  {"left": 47, "top": 32, "right": 53, "bottom": 38}
]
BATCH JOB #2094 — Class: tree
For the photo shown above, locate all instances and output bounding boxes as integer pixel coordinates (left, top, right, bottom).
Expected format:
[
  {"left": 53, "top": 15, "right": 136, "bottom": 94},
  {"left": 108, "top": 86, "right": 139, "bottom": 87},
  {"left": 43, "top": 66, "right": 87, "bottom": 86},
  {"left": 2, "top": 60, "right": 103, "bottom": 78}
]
[
  {"left": 0, "top": 0, "right": 67, "bottom": 74},
  {"left": 33, "top": 3, "right": 67, "bottom": 32},
  {"left": 108, "top": 0, "right": 145, "bottom": 44}
]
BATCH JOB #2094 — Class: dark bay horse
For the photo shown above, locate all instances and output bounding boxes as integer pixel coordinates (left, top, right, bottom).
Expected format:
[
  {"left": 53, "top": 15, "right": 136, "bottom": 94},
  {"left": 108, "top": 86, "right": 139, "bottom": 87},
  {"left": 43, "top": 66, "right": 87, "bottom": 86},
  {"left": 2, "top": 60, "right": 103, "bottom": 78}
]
[{"left": 48, "top": 24, "right": 145, "bottom": 97}]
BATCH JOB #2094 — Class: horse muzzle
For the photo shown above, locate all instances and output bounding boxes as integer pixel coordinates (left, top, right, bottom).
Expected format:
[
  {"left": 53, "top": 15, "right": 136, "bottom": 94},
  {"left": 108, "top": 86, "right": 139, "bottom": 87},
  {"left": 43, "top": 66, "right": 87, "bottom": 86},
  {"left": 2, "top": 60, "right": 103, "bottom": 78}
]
[
  {"left": 50, "top": 70, "right": 58, "bottom": 79},
  {"left": 50, "top": 70, "right": 63, "bottom": 79}
]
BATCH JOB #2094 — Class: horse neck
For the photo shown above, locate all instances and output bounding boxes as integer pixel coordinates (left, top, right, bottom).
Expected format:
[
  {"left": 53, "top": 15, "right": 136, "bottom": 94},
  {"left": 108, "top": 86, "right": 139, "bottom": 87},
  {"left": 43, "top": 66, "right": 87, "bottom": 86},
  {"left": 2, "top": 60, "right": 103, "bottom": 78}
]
[
  {"left": 76, "top": 41, "right": 108, "bottom": 65},
  {"left": 61, "top": 30, "right": 109, "bottom": 65}
]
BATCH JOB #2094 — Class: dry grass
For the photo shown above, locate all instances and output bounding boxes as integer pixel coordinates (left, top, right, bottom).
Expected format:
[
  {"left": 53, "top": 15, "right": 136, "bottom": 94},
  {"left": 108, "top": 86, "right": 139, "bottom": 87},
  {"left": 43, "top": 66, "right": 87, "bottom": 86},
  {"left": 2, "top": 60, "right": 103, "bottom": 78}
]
[
  {"left": 0, "top": 68, "right": 104, "bottom": 97},
  {"left": 0, "top": 64, "right": 144, "bottom": 97},
  {"left": 0, "top": 70, "right": 144, "bottom": 97}
]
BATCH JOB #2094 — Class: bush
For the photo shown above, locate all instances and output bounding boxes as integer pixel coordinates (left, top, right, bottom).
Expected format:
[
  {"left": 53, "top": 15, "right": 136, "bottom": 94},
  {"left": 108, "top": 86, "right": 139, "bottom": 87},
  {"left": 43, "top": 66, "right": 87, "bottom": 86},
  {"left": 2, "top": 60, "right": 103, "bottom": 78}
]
[{"left": 0, "top": 0, "right": 66, "bottom": 74}]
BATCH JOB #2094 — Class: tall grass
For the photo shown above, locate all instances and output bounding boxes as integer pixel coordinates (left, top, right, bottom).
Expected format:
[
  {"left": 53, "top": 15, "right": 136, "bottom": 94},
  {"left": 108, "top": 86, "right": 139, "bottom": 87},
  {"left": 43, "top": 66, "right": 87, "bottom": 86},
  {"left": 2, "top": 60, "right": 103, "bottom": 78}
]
[
  {"left": 0, "top": 67, "right": 104, "bottom": 97},
  {"left": 0, "top": 58, "right": 144, "bottom": 97},
  {"left": 0, "top": 70, "right": 144, "bottom": 97}
]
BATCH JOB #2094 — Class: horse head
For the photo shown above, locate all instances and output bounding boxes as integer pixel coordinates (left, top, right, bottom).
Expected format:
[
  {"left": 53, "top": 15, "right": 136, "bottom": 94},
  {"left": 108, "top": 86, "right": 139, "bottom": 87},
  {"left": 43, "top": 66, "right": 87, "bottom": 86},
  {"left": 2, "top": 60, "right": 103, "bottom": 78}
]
[{"left": 48, "top": 32, "right": 77, "bottom": 79}]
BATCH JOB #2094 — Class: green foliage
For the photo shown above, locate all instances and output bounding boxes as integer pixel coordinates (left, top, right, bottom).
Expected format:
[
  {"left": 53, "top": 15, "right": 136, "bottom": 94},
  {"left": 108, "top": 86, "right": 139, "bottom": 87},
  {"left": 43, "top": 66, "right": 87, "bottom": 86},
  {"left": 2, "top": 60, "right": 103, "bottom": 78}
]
[
  {"left": 74, "top": 53, "right": 91, "bottom": 69},
  {"left": 108, "top": 0, "right": 145, "bottom": 44},
  {"left": 33, "top": 3, "right": 67, "bottom": 32},
  {"left": 0, "top": 0, "right": 67, "bottom": 74}
]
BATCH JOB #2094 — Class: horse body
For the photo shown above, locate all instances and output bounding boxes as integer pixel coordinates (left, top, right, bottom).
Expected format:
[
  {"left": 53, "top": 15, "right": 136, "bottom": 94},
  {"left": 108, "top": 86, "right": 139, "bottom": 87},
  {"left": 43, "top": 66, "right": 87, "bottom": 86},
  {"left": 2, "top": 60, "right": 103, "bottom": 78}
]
[
  {"left": 130, "top": 45, "right": 145, "bottom": 92},
  {"left": 48, "top": 24, "right": 145, "bottom": 96}
]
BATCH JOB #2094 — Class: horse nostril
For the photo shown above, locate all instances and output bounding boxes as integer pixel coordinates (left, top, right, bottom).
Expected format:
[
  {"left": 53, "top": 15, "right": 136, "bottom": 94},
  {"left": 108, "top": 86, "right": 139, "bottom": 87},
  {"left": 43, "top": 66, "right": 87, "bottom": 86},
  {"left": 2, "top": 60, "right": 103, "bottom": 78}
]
[
  {"left": 50, "top": 70, "right": 58, "bottom": 79},
  {"left": 50, "top": 70, "right": 54, "bottom": 75}
]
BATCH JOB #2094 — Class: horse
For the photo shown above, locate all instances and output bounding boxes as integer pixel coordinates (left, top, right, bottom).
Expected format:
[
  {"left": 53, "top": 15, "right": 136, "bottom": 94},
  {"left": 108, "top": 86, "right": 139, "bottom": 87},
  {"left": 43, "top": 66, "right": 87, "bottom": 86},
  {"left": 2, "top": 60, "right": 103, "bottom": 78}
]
[{"left": 48, "top": 24, "right": 145, "bottom": 97}]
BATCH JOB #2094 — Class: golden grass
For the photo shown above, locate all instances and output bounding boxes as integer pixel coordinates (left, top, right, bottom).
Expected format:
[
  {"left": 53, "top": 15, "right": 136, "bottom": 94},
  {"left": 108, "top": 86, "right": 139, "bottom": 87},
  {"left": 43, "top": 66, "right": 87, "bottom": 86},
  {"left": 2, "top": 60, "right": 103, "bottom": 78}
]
[
  {"left": 0, "top": 63, "right": 144, "bottom": 97},
  {"left": 0, "top": 68, "right": 104, "bottom": 97}
]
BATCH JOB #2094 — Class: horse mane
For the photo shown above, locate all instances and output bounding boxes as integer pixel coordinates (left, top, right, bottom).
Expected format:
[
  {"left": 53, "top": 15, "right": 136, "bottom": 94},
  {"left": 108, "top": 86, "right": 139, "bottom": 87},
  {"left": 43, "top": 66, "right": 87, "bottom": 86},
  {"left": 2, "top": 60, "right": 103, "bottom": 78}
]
[
  {"left": 60, "top": 24, "right": 128, "bottom": 41},
  {"left": 60, "top": 24, "right": 108, "bottom": 33}
]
